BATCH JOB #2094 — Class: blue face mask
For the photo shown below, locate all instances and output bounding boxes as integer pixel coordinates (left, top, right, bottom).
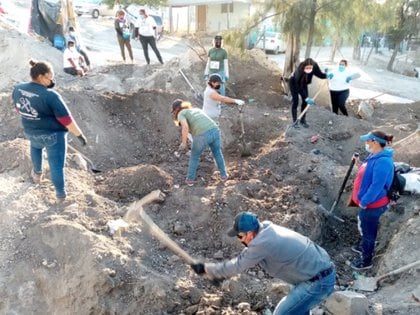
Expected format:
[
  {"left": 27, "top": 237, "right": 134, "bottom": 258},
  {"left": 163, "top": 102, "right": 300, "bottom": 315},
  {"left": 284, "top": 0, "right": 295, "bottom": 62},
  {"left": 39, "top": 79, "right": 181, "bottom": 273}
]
[
  {"left": 338, "top": 65, "right": 345, "bottom": 72},
  {"left": 365, "top": 143, "right": 372, "bottom": 153}
]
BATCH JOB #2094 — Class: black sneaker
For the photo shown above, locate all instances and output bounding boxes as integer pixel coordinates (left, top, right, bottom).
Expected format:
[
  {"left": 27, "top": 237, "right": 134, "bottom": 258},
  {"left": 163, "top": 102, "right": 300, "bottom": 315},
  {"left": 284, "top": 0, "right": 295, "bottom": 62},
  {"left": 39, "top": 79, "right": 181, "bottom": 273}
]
[
  {"left": 301, "top": 121, "right": 309, "bottom": 128},
  {"left": 351, "top": 245, "right": 362, "bottom": 255},
  {"left": 350, "top": 258, "right": 373, "bottom": 271}
]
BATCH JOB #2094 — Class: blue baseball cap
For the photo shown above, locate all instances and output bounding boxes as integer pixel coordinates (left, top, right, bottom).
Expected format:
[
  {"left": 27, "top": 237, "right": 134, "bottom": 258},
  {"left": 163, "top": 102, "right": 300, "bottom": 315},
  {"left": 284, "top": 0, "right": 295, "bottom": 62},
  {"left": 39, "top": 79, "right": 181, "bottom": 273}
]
[
  {"left": 227, "top": 212, "right": 260, "bottom": 237},
  {"left": 360, "top": 132, "right": 387, "bottom": 144}
]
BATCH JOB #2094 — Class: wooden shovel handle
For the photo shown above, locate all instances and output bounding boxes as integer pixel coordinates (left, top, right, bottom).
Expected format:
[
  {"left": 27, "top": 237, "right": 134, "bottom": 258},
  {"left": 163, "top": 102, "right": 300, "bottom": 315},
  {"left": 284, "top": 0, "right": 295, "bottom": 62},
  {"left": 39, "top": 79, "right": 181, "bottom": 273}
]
[{"left": 377, "top": 260, "right": 420, "bottom": 282}]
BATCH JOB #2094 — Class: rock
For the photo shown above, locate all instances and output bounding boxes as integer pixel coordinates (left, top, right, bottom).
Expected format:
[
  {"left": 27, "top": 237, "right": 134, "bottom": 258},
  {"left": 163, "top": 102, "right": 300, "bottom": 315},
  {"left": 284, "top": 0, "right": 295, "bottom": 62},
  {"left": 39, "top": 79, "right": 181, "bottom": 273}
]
[
  {"left": 325, "top": 291, "right": 369, "bottom": 315},
  {"left": 184, "top": 305, "right": 199, "bottom": 315},
  {"left": 168, "top": 255, "right": 180, "bottom": 264},
  {"left": 311, "top": 149, "right": 320, "bottom": 155},
  {"left": 257, "top": 271, "right": 265, "bottom": 279},
  {"left": 213, "top": 250, "right": 224, "bottom": 259},
  {"left": 188, "top": 287, "right": 202, "bottom": 304},
  {"left": 357, "top": 100, "right": 374, "bottom": 119},
  {"left": 237, "top": 302, "right": 251, "bottom": 311},
  {"left": 173, "top": 221, "right": 186, "bottom": 235}
]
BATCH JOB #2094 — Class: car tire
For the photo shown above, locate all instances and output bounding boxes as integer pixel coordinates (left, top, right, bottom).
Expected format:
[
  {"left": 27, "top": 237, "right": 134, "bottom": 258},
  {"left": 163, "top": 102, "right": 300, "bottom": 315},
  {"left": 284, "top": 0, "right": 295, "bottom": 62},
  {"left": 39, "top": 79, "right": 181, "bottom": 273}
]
[{"left": 92, "top": 9, "right": 99, "bottom": 19}]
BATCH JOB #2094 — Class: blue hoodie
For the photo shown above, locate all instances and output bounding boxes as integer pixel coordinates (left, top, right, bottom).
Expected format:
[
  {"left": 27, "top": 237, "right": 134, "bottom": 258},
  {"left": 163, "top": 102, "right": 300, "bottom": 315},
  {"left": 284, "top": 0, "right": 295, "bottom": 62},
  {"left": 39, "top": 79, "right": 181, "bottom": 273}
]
[{"left": 358, "top": 148, "right": 394, "bottom": 208}]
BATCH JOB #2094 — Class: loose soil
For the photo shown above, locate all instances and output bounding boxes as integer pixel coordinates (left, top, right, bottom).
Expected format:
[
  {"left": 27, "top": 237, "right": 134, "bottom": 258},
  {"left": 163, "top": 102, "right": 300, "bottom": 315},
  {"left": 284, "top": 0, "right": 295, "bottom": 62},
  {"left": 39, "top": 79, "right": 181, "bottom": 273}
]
[{"left": 0, "top": 17, "right": 419, "bottom": 315}]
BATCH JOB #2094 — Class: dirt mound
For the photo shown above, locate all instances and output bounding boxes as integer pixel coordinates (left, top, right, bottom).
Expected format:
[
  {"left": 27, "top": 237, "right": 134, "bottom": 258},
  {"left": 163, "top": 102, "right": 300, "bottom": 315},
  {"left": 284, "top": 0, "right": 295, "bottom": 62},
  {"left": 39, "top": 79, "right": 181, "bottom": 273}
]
[
  {"left": 96, "top": 164, "right": 174, "bottom": 201},
  {"left": 1, "top": 21, "right": 420, "bottom": 315}
]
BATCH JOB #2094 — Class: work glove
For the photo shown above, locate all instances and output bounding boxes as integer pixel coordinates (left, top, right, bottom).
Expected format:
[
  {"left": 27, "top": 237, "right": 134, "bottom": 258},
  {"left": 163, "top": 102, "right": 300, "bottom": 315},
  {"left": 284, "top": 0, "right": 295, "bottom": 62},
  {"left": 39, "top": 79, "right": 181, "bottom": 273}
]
[
  {"left": 190, "top": 262, "right": 206, "bottom": 275},
  {"left": 203, "top": 74, "right": 209, "bottom": 81},
  {"left": 234, "top": 99, "right": 245, "bottom": 106},
  {"left": 77, "top": 134, "right": 87, "bottom": 146},
  {"left": 305, "top": 97, "right": 315, "bottom": 105},
  {"left": 178, "top": 143, "right": 188, "bottom": 152},
  {"left": 346, "top": 76, "right": 352, "bottom": 83},
  {"left": 327, "top": 73, "right": 334, "bottom": 79},
  {"left": 224, "top": 76, "right": 229, "bottom": 82}
]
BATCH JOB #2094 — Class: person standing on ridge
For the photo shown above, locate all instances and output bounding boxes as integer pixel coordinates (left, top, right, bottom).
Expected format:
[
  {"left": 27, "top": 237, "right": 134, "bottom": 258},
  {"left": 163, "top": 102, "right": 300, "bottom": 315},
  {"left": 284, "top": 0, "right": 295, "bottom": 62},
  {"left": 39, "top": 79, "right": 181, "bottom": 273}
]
[
  {"left": 114, "top": 9, "right": 133, "bottom": 63},
  {"left": 204, "top": 35, "right": 229, "bottom": 96}
]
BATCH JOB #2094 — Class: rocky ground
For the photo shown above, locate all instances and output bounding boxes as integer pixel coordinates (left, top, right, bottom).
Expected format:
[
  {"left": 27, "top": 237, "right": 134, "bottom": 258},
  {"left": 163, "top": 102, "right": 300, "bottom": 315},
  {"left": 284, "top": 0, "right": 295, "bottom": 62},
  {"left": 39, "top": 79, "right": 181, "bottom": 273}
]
[{"left": 0, "top": 11, "right": 419, "bottom": 315}]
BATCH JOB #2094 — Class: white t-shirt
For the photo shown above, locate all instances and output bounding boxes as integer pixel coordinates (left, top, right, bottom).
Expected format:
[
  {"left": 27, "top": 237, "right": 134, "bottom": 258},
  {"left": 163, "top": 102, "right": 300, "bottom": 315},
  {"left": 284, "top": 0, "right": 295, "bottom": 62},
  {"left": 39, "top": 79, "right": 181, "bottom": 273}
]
[
  {"left": 63, "top": 48, "right": 81, "bottom": 68},
  {"left": 329, "top": 68, "right": 353, "bottom": 91},
  {"left": 135, "top": 16, "right": 156, "bottom": 37},
  {"left": 203, "top": 85, "right": 221, "bottom": 119}
]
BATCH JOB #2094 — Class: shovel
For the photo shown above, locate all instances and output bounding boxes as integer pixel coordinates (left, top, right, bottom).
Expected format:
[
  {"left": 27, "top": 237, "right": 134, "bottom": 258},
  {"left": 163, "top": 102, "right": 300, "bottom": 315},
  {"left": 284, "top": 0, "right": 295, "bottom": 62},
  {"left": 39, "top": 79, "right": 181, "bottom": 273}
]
[
  {"left": 353, "top": 259, "right": 420, "bottom": 292},
  {"left": 179, "top": 69, "right": 204, "bottom": 103},
  {"left": 67, "top": 144, "right": 101, "bottom": 173},
  {"left": 318, "top": 153, "right": 359, "bottom": 222},
  {"left": 238, "top": 104, "right": 251, "bottom": 157},
  {"left": 284, "top": 82, "right": 326, "bottom": 136}
]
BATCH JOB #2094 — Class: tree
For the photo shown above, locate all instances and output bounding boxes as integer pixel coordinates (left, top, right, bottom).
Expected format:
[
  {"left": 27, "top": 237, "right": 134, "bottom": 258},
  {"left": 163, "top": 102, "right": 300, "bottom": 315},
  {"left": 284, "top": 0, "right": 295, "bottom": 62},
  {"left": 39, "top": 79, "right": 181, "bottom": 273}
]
[{"left": 103, "top": 0, "right": 168, "bottom": 7}]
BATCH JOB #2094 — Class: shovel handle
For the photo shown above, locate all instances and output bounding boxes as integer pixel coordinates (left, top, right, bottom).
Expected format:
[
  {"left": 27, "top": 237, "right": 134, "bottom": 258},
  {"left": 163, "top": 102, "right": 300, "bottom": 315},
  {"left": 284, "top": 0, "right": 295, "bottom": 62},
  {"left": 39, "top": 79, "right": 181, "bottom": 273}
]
[{"left": 377, "top": 260, "right": 420, "bottom": 282}]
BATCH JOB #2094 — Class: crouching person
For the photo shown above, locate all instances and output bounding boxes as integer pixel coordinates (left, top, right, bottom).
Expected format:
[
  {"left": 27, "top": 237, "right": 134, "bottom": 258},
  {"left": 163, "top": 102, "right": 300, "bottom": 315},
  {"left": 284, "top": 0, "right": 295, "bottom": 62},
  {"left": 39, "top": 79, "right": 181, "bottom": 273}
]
[{"left": 191, "top": 212, "right": 336, "bottom": 314}]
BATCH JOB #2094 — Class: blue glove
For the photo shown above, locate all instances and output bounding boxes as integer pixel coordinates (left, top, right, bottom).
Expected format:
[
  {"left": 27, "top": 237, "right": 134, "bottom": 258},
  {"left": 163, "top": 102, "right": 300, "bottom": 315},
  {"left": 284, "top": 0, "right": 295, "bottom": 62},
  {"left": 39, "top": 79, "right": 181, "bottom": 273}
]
[
  {"left": 327, "top": 73, "right": 334, "bottom": 79},
  {"left": 305, "top": 98, "right": 315, "bottom": 105},
  {"left": 346, "top": 76, "right": 352, "bottom": 83},
  {"left": 204, "top": 74, "right": 209, "bottom": 81},
  {"left": 324, "top": 68, "right": 329, "bottom": 73},
  {"left": 224, "top": 76, "right": 229, "bottom": 82}
]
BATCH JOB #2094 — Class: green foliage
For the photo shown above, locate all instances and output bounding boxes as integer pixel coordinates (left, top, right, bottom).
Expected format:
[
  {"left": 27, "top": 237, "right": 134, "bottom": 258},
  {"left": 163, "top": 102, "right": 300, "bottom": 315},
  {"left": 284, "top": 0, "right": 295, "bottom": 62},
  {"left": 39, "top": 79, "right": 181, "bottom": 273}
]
[{"left": 102, "top": 0, "right": 168, "bottom": 7}]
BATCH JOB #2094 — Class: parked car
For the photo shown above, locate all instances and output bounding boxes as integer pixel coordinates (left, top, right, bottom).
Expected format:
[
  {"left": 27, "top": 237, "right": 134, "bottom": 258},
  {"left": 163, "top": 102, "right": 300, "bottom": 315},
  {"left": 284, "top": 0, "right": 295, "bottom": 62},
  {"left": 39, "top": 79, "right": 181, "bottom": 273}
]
[
  {"left": 255, "top": 31, "right": 286, "bottom": 54},
  {"left": 125, "top": 4, "right": 164, "bottom": 40},
  {"left": 73, "top": 0, "right": 117, "bottom": 19}
]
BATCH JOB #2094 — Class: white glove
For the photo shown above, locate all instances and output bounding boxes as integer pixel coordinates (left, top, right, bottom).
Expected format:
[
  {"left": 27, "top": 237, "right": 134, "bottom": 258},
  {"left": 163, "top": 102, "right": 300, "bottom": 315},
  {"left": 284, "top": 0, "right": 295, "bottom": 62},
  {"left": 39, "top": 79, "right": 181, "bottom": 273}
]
[{"left": 235, "top": 99, "right": 245, "bottom": 106}]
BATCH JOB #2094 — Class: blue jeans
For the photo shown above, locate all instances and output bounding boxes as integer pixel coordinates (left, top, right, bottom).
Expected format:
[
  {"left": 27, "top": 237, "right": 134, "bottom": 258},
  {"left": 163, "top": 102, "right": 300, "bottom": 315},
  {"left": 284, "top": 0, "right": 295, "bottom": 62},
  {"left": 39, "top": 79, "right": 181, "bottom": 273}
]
[
  {"left": 357, "top": 205, "right": 388, "bottom": 264},
  {"left": 273, "top": 269, "right": 336, "bottom": 315},
  {"left": 25, "top": 131, "right": 67, "bottom": 198},
  {"left": 187, "top": 128, "right": 227, "bottom": 181}
]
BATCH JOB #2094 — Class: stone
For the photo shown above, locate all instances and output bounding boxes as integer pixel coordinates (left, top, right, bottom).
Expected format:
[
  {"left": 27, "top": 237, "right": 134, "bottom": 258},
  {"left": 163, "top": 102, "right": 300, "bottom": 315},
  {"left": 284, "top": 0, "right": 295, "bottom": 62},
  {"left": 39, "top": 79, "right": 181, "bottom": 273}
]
[
  {"left": 357, "top": 101, "right": 374, "bottom": 119},
  {"left": 213, "top": 250, "right": 224, "bottom": 259},
  {"left": 324, "top": 291, "right": 369, "bottom": 315},
  {"left": 237, "top": 302, "right": 251, "bottom": 311}
]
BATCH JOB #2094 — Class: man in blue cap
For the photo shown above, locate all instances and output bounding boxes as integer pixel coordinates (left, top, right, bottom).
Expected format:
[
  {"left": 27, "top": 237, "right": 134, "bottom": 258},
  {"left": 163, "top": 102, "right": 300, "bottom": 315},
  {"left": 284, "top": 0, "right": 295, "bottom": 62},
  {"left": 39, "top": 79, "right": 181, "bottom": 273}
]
[{"left": 191, "top": 211, "right": 335, "bottom": 314}]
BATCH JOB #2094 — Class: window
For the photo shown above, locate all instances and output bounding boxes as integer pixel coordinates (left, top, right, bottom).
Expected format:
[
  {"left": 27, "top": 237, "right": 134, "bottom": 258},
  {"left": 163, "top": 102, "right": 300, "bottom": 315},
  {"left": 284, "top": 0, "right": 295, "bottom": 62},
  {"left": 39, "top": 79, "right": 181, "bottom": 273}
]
[{"left": 221, "top": 3, "right": 233, "bottom": 13}]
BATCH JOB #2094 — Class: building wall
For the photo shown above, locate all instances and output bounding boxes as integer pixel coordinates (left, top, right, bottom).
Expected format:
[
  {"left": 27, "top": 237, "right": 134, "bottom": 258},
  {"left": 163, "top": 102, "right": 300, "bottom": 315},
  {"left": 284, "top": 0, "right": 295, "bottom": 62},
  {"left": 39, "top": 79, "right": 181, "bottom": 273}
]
[{"left": 206, "top": 3, "right": 249, "bottom": 33}]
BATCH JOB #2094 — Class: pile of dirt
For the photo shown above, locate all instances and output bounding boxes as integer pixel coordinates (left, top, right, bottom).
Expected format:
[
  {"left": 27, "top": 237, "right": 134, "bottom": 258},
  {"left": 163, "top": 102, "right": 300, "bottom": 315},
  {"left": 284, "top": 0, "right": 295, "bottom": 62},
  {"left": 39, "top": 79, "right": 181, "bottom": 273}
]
[{"left": 0, "top": 20, "right": 419, "bottom": 315}]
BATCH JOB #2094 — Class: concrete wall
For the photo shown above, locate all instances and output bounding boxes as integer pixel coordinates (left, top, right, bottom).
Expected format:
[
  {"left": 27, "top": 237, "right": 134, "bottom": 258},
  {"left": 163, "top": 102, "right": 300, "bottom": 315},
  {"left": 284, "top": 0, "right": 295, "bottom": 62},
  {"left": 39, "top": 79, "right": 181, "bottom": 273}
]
[{"left": 206, "top": 3, "right": 249, "bottom": 33}]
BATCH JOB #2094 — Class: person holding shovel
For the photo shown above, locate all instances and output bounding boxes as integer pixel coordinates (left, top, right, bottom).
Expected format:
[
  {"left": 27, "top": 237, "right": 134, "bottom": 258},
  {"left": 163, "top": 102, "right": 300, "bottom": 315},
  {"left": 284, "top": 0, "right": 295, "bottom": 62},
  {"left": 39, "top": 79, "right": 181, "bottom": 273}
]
[
  {"left": 203, "top": 73, "right": 244, "bottom": 125},
  {"left": 171, "top": 99, "right": 228, "bottom": 186},
  {"left": 12, "top": 59, "right": 87, "bottom": 201},
  {"left": 327, "top": 59, "right": 360, "bottom": 116},
  {"left": 288, "top": 58, "right": 330, "bottom": 128},
  {"left": 349, "top": 130, "right": 394, "bottom": 270},
  {"left": 190, "top": 211, "right": 336, "bottom": 314}
]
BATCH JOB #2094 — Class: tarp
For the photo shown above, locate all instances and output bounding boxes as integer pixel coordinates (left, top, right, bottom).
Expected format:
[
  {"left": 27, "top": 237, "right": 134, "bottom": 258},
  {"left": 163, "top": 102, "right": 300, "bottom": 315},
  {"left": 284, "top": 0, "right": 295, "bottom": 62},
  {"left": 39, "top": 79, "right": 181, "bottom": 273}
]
[{"left": 29, "top": 0, "right": 76, "bottom": 43}]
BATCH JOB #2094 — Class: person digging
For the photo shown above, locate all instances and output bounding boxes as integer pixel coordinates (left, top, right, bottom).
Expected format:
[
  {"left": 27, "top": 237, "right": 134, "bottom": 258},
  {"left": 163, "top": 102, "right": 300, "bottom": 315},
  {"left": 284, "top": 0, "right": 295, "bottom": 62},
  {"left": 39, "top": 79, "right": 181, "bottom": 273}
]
[{"left": 190, "top": 212, "right": 336, "bottom": 314}]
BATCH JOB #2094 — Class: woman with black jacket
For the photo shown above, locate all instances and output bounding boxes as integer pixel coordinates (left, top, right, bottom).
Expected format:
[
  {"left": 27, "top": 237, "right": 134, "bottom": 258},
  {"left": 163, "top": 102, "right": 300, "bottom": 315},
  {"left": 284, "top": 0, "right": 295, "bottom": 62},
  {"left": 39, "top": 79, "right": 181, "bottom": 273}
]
[{"left": 288, "top": 58, "right": 329, "bottom": 128}]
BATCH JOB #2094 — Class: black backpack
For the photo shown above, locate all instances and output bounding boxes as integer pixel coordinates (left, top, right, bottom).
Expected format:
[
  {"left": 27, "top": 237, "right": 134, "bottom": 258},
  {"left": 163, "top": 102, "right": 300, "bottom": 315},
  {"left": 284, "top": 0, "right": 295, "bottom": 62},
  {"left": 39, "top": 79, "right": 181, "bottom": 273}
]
[{"left": 387, "top": 163, "right": 410, "bottom": 202}]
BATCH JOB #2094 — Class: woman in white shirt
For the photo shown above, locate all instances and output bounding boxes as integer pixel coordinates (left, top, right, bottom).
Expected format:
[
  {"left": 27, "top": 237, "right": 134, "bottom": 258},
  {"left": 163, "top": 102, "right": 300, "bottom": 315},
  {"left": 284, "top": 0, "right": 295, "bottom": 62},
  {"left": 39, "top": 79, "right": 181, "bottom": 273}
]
[{"left": 328, "top": 59, "right": 360, "bottom": 116}]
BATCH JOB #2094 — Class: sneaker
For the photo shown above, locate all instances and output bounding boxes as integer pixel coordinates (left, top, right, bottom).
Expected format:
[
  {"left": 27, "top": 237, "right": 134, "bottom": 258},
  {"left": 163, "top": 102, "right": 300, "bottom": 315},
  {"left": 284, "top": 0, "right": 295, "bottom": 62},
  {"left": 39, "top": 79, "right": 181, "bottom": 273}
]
[
  {"left": 30, "top": 169, "right": 43, "bottom": 184},
  {"left": 293, "top": 123, "right": 300, "bottom": 129},
  {"left": 351, "top": 245, "right": 362, "bottom": 255},
  {"left": 350, "top": 258, "right": 373, "bottom": 271},
  {"left": 221, "top": 175, "right": 229, "bottom": 182},
  {"left": 301, "top": 121, "right": 309, "bottom": 128},
  {"left": 185, "top": 179, "right": 194, "bottom": 187}
]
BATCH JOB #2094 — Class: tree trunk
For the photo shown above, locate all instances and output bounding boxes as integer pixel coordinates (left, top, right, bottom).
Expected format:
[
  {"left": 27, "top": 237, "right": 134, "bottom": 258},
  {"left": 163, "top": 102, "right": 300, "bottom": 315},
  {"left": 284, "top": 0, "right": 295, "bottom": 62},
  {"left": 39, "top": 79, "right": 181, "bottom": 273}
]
[
  {"left": 304, "top": 0, "right": 317, "bottom": 59},
  {"left": 387, "top": 41, "right": 401, "bottom": 71},
  {"left": 329, "top": 40, "right": 338, "bottom": 62},
  {"left": 283, "top": 32, "right": 301, "bottom": 77},
  {"left": 353, "top": 43, "right": 361, "bottom": 61}
]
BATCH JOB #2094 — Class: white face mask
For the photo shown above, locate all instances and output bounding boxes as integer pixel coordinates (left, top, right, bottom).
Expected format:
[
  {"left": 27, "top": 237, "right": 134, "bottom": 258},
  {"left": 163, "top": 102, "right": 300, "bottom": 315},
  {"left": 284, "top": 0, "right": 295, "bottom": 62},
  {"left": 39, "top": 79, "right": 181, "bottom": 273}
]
[
  {"left": 365, "top": 143, "right": 372, "bottom": 153},
  {"left": 304, "top": 69, "right": 312, "bottom": 74}
]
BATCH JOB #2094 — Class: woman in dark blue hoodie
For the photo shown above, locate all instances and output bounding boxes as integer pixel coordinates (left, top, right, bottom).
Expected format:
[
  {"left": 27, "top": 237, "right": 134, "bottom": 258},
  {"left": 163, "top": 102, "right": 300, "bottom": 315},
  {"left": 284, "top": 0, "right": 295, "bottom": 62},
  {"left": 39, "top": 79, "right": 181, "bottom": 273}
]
[{"left": 350, "top": 130, "right": 394, "bottom": 270}]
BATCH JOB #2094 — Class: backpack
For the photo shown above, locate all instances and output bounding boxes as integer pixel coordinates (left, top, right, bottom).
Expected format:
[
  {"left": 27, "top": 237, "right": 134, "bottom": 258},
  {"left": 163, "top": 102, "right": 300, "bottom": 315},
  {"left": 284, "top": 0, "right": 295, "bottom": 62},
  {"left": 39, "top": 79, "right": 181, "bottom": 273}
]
[{"left": 387, "top": 163, "right": 409, "bottom": 202}]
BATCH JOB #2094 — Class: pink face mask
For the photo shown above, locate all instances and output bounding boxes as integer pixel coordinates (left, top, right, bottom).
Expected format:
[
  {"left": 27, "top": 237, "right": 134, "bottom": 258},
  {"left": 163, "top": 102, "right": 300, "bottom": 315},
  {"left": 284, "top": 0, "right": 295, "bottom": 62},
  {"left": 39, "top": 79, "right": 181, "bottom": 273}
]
[{"left": 304, "top": 68, "right": 313, "bottom": 74}]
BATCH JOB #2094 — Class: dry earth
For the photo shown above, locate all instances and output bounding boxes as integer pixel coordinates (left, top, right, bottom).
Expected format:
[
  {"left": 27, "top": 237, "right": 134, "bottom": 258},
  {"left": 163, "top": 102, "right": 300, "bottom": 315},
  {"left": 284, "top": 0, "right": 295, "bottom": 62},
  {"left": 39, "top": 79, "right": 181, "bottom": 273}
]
[{"left": 0, "top": 17, "right": 419, "bottom": 315}]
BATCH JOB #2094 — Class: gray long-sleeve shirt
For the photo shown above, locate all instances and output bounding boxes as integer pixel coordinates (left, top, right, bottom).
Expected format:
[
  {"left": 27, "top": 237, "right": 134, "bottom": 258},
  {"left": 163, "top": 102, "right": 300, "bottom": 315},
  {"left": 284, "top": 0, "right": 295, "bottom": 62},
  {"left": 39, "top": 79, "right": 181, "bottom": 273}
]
[{"left": 205, "top": 221, "right": 332, "bottom": 285}]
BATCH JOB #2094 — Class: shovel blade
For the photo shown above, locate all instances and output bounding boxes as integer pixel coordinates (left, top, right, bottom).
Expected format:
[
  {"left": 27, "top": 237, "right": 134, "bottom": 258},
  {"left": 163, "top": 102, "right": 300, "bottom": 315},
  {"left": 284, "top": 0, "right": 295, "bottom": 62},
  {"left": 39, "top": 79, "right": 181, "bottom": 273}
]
[{"left": 353, "top": 275, "right": 378, "bottom": 292}]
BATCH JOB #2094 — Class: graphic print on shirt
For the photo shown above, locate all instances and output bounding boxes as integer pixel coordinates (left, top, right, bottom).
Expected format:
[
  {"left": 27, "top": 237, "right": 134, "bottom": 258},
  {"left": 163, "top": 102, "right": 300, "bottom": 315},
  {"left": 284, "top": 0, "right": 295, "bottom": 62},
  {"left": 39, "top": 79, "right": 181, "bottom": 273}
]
[{"left": 16, "top": 89, "right": 39, "bottom": 120}]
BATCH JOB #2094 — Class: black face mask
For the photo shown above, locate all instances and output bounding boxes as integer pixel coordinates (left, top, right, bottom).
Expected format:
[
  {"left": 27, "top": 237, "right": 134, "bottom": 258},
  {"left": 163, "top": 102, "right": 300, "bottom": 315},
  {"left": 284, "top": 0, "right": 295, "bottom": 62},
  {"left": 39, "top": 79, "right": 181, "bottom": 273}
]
[
  {"left": 215, "top": 41, "right": 221, "bottom": 48},
  {"left": 47, "top": 79, "right": 56, "bottom": 89},
  {"left": 214, "top": 84, "right": 221, "bottom": 90}
]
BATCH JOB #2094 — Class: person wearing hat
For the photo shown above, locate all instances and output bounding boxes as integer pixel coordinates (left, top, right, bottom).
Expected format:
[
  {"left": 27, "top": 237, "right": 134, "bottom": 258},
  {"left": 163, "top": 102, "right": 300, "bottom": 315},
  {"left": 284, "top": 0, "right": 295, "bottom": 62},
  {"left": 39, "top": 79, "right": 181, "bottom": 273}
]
[
  {"left": 204, "top": 35, "right": 229, "bottom": 96},
  {"left": 171, "top": 99, "right": 228, "bottom": 186},
  {"left": 63, "top": 39, "right": 88, "bottom": 77},
  {"left": 349, "top": 130, "right": 394, "bottom": 270},
  {"left": 190, "top": 211, "right": 336, "bottom": 314},
  {"left": 203, "top": 73, "right": 244, "bottom": 124}
]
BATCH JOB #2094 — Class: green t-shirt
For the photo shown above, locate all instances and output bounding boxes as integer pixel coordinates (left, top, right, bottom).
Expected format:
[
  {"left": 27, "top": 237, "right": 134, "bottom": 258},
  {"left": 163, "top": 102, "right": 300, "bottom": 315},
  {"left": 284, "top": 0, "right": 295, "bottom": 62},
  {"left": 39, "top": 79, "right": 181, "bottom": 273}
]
[
  {"left": 178, "top": 108, "right": 217, "bottom": 136},
  {"left": 208, "top": 47, "right": 228, "bottom": 74}
]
